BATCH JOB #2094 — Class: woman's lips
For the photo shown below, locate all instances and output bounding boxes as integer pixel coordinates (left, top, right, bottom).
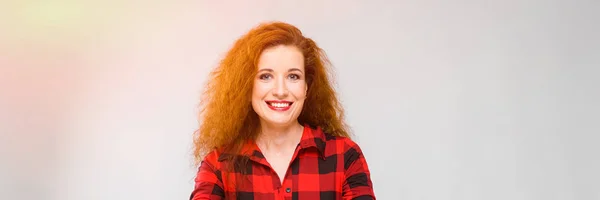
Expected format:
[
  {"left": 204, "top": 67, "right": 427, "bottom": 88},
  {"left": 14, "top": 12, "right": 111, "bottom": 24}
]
[{"left": 265, "top": 100, "right": 293, "bottom": 111}]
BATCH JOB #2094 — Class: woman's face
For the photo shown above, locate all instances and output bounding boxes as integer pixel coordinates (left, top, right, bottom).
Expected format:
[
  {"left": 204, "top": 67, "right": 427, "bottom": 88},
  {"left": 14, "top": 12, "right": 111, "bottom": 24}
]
[{"left": 251, "top": 45, "right": 307, "bottom": 127}]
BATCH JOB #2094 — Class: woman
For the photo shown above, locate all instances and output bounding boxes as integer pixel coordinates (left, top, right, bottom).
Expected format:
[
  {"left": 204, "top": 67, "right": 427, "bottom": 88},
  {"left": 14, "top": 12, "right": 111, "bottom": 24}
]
[{"left": 190, "top": 21, "right": 375, "bottom": 200}]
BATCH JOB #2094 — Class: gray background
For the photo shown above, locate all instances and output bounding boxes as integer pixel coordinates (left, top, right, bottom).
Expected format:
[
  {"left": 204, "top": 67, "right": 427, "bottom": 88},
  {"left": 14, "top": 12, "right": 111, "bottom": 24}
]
[{"left": 1, "top": 0, "right": 598, "bottom": 199}]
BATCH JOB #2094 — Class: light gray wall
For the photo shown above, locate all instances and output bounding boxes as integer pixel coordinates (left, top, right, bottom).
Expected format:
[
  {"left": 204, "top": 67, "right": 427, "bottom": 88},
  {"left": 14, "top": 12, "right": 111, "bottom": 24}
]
[{"left": 1, "top": 0, "right": 598, "bottom": 200}]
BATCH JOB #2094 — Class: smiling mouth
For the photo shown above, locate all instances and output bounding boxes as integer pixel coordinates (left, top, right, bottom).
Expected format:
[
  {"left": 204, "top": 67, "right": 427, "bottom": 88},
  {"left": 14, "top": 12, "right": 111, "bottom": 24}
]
[{"left": 265, "top": 101, "right": 293, "bottom": 111}]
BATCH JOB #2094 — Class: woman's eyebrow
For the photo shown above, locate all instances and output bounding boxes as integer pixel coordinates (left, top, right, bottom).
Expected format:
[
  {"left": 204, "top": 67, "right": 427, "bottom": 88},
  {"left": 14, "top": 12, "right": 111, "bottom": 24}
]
[
  {"left": 257, "top": 69, "right": 274, "bottom": 72},
  {"left": 257, "top": 68, "right": 303, "bottom": 73},
  {"left": 288, "top": 68, "right": 303, "bottom": 73}
]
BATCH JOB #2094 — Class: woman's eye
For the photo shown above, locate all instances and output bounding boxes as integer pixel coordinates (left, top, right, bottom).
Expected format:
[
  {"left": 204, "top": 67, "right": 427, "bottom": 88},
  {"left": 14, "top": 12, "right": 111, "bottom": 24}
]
[
  {"left": 259, "top": 74, "right": 272, "bottom": 80},
  {"left": 289, "top": 74, "right": 300, "bottom": 80}
]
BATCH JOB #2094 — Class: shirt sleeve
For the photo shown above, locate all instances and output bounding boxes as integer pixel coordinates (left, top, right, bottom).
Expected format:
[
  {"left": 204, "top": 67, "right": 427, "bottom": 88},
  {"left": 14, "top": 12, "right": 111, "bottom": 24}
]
[
  {"left": 189, "top": 158, "right": 225, "bottom": 200},
  {"left": 342, "top": 143, "right": 376, "bottom": 200}
]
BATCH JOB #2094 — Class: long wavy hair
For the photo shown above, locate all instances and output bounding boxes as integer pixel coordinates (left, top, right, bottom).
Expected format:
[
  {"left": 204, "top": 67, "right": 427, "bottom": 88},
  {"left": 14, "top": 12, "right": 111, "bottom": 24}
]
[{"left": 193, "top": 21, "right": 351, "bottom": 166}]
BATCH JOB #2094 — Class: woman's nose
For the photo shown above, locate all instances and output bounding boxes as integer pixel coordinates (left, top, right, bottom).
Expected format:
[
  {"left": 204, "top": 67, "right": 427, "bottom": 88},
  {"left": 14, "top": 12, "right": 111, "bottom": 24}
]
[{"left": 272, "top": 77, "right": 289, "bottom": 98}]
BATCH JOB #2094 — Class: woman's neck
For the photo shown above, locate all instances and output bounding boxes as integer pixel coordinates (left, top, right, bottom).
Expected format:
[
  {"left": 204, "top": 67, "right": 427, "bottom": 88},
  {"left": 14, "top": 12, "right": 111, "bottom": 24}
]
[{"left": 256, "top": 122, "right": 304, "bottom": 152}]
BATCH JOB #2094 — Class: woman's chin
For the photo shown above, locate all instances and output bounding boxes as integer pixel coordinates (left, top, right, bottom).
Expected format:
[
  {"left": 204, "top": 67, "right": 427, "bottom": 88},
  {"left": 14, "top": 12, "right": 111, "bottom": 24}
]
[{"left": 261, "top": 118, "right": 295, "bottom": 127}]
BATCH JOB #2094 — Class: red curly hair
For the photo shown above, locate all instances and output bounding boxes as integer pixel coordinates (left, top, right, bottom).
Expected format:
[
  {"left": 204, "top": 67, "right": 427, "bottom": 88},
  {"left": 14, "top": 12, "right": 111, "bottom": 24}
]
[{"left": 193, "top": 21, "right": 351, "bottom": 165}]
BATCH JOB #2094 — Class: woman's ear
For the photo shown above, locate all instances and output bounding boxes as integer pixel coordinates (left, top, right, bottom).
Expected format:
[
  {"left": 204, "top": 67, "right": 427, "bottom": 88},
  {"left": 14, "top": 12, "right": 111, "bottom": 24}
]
[
  {"left": 305, "top": 81, "right": 309, "bottom": 93},
  {"left": 305, "top": 86, "right": 308, "bottom": 96}
]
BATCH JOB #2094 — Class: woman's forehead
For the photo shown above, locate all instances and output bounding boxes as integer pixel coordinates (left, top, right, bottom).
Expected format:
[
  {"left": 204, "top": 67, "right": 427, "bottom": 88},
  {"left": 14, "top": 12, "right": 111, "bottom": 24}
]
[{"left": 257, "top": 45, "right": 304, "bottom": 71}]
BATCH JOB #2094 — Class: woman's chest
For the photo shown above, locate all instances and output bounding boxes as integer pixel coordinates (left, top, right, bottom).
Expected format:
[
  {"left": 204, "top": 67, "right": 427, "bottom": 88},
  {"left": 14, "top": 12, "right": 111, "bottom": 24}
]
[{"left": 223, "top": 152, "right": 345, "bottom": 199}]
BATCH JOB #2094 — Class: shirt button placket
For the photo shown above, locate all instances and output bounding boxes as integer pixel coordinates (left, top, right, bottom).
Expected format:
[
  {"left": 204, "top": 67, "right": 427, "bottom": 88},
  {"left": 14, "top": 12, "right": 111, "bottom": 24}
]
[{"left": 281, "top": 178, "right": 293, "bottom": 198}]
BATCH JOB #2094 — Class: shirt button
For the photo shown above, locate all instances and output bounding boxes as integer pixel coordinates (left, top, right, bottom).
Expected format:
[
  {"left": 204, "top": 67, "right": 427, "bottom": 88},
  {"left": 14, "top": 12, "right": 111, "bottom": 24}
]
[{"left": 285, "top": 188, "right": 291, "bottom": 193}]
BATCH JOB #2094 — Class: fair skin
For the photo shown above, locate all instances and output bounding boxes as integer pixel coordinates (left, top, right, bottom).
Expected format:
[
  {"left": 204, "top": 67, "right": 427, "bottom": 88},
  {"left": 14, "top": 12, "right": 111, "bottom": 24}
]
[{"left": 251, "top": 45, "right": 307, "bottom": 184}]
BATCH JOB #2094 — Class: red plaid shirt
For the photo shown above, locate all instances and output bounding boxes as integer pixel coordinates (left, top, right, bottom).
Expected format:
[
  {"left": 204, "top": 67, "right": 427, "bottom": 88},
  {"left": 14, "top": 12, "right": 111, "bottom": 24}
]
[{"left": 190, "top": 125, "right": 376, "bottom": 200}]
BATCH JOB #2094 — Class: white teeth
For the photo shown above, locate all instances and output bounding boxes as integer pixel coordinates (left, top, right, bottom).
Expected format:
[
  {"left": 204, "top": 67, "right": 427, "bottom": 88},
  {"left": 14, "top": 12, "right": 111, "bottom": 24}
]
[{"left": 270, "top": 102, "right": 290, "bottom": 108}]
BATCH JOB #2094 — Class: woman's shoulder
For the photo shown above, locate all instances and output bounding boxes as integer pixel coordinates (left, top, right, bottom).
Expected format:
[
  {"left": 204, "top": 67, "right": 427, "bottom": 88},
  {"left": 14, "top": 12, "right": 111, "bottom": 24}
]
[
  {"left": 323, "top": 132, "right": 360, "bottom": 147},
  {"left": 317, "top": 128, "right": 367, "bottom": 157},
  {"left": 313, "top": 125, "right": 359, "bottom": 145},
  {"left": 198, "top": 149, "right": 214, "bottom": 161},
  {"left": 199, "top": 148, "right": 226, "bottom": 166}
]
